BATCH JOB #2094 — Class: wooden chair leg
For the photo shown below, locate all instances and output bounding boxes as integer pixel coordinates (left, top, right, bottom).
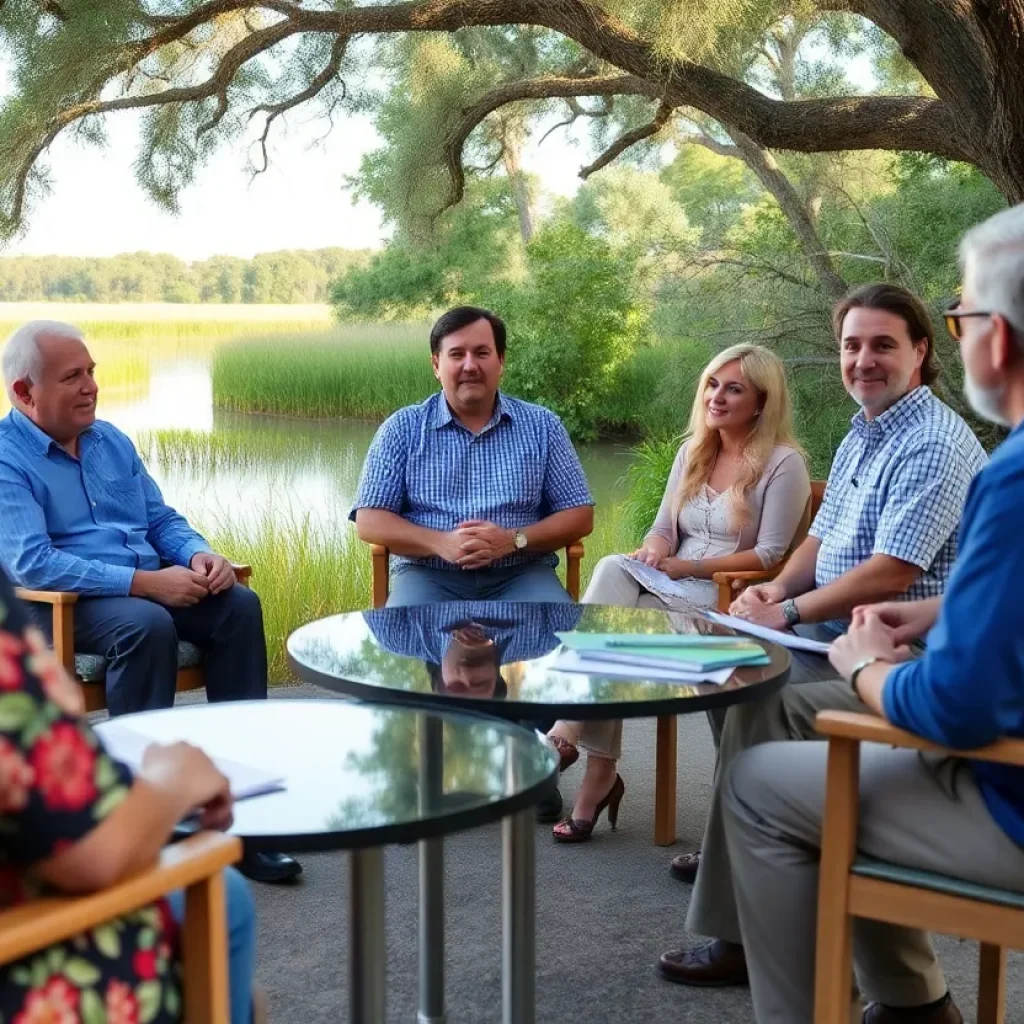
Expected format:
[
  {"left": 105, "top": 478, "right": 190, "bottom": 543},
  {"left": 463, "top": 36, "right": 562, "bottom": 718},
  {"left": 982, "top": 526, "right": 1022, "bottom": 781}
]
[
  {"left": 654, "top": 715, "right": 678, "bottom": 846},
  {"left": 814, "top": 736, "right": 860, "bottom": 1024},
  {"left": 183, "top": 870, "right": 231, "bottom": 1023},
  {"left": 977, "top": 943, "right": 1007, "bottom": 1024}
]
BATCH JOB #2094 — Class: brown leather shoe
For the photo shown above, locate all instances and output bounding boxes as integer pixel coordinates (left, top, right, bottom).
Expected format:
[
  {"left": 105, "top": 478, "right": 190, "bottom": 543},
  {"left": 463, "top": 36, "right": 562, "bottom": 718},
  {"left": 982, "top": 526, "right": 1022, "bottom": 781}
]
[
  {"left": 658, "top": 939, "right": 748, "bottom": 987},
  {"left": 668, "top": 849, "right": 701, "bottom": 883},
  {"left": 863, "top": 994, "right": 963, "bottom": 1024}
]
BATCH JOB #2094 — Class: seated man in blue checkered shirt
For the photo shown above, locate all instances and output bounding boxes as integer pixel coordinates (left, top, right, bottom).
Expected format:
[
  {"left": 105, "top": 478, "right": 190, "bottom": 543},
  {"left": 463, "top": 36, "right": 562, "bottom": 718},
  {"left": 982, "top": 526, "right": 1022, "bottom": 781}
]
[
  {"left": 351, "top": 306, "right": 595, "bottom": 607},
  {"left": 658, "top": 283, "right": 988, "bottom": 994}
]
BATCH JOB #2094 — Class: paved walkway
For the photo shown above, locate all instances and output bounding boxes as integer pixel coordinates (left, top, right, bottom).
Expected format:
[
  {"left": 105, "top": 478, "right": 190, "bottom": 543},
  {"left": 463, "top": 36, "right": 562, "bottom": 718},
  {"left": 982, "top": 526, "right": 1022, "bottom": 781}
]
[{"left": 198, "top": 685, "right": 1022, "bottom": 1022}]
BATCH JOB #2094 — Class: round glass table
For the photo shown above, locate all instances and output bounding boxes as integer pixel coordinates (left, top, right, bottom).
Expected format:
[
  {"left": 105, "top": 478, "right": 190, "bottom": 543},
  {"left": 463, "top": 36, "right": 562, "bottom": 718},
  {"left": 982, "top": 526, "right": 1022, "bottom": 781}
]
[
  {"left": 287, "top": 601, "right": 791, "bottom": 1024},
  {"left": 96, "top": 699, "right": 556, "bottom": 1024},
  {"left": 286, "top": 602, "right": 791, "bottom": 720}
]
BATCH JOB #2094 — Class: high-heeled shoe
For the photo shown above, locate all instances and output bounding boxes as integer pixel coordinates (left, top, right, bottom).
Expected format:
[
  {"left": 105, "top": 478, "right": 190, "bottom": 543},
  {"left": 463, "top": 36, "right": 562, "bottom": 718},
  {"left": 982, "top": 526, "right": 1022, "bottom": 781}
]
[
  {"left": 548, "top": 734, "right": 579, "bottom": 773},
  {"left": 552, "top": 774, "right": 625, "bottom": 843}
]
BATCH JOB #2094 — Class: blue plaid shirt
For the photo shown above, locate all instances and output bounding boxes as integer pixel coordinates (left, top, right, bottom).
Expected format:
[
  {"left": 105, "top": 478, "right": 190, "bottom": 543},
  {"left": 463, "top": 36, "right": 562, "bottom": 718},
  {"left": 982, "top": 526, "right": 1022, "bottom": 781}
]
[
  {"left": 363, "top": 601, "right": 583, "bottom": 666},
  {"left": 350, "top": 392, "right": 594, "bottom": 570},
  {"left": 0, "top": 411, "right": 208, "bottom": 596},
  {"left": 810, "top": 387, "right": 987, "bottom": 631}
]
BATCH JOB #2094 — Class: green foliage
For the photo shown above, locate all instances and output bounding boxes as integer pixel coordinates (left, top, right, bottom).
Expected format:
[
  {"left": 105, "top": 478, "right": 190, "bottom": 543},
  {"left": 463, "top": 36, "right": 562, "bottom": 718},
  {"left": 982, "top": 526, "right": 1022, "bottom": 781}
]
[
  {"left": 211, "top": 323, "right": 435, "bottom": 419},
  {"left": 482, "top": 221, "right": 650, "bottom": 440},
  {"left": 331, "top": 179, "right": 523, "bottom": 320},
  {"left": 0, "top": 249, "right": 369, "bottom": 304},
  {"left": 202, "top": 507, "right": 370, "bottom": 682},
  {"left": 621, "top": 436, "right": 680, "bottom": 546}
]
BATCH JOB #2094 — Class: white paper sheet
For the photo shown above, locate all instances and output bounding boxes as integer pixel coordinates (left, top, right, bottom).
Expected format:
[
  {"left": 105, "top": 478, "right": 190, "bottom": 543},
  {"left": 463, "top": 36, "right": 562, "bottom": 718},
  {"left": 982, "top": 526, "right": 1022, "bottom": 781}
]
[
  {"left": 618, "top": 557, "right": 695, "bottom": 601},
  {"left": 99, "top": 721, "right": 286, "bottom": 802},
  {"left": 704, "top": 611, "right": 833, "bottom": 654},
  {"left": 551, "top": 648, "right": 733, "bottom": 686}
]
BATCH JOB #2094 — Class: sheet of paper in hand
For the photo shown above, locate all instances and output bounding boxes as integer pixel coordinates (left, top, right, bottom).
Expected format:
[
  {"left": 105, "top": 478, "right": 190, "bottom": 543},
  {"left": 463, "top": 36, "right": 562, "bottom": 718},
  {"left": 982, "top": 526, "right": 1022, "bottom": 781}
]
[
  {"left": 98, "top": 720, "right": 286, "bottom": 802},
  {"left": 704, "top": 611, "right": 833, "bottom": 654},
  {"left": 618, "top": 556, "right": 695, "bottom": 602}
]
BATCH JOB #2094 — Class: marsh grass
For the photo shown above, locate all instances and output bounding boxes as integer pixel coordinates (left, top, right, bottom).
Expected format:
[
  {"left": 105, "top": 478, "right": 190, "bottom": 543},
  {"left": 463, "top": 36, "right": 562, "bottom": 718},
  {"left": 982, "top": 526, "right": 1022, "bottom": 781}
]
[
  {"left": 200, "top": 507, "right": 371, "bottom": 682},
  {"left": 212, "top": 325, "right": 434, "bottom": 418}
]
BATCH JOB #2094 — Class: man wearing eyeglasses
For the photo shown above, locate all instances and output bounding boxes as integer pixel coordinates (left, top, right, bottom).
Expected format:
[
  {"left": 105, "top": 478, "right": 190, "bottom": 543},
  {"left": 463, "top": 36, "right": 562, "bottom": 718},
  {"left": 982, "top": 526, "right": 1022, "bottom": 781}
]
[
  {"left": 660, "top": 283, "right": 988, "bottom": 992},
  {"left": 711, "top": 204, "right": 1024, "bottom": 1024}
]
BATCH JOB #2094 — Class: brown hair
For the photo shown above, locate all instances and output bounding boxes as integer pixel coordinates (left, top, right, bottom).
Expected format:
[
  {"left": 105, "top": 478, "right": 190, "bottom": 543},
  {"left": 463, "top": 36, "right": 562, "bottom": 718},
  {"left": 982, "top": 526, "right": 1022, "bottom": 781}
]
[{"left": 832, "top": 284, "right": 939, "bottom": 386}]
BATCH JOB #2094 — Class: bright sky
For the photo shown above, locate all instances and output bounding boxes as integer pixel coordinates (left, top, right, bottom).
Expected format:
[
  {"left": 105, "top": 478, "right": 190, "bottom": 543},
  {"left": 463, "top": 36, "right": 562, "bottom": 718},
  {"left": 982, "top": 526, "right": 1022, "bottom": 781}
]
[{"left": 1, "top": 79, "right": 591, "bottom": 261}]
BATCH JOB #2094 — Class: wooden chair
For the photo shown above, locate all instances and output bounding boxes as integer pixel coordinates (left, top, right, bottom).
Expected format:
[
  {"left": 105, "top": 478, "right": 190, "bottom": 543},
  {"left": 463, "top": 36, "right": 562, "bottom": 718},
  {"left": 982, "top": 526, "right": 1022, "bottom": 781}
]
[
  {"left": 712, "top": 479, "right": 827, "bottom": 613},
  {"left": 0, "top": 831, "right": 243, "bottom": 1023},
  {"left": 651, "top": 479, "right": 826, "bottom": 846},
  {"left": 369, "top": 543, "right": 586, "bottom": 607},
  {"left": 814, "top": 711, "right": 1024, "bottom": 1024},
  {"left": 15, "top": 565, "right": 253, "bottom": 714}
]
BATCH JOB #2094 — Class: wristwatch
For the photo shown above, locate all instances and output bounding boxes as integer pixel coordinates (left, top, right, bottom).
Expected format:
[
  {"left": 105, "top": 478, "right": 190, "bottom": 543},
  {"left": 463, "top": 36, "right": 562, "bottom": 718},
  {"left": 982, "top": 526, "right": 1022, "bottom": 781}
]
[
  {"left": 513, "top": 530, "right": 528, "bottom": 551},
  {"left": 781, "top": 598, "right": 801, "bottom": 627},
  {"left": 850, "top": 655, "right": 883, "bottom": 695}
]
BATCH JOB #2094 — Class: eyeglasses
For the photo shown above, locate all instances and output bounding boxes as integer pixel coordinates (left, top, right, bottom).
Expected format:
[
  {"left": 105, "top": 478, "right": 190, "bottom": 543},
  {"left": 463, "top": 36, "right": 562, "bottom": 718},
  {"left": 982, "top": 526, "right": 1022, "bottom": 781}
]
[{"left": 944, "top": 300, "right": 994, "bottom": 341}]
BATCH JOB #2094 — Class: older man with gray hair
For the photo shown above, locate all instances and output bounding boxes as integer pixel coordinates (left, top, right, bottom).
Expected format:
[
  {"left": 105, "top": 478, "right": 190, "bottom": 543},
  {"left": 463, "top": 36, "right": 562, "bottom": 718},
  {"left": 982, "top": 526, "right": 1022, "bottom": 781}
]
[
  {"left": 714, "top": 204, "right": 1024, "bottom": 1023},
  {"left": 0, "top": 320, "right": 300, "bottom": 883}
]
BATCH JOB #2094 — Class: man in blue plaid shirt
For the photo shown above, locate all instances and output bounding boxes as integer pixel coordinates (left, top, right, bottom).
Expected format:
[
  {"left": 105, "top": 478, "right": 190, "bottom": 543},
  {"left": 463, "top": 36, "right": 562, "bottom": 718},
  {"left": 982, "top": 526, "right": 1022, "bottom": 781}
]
[
  {"left": 351, "top": 306, "right": 594, "bottom": 606},
  {"left": 661, "top": 284, "right": 988, "bottom": 994}
]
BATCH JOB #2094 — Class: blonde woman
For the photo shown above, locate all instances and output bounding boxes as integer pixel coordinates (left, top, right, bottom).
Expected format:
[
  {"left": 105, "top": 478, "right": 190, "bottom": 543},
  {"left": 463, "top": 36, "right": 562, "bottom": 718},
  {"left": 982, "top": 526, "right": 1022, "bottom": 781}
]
[{"left": 549, "top": 344, "right": 811, "bottom": 842}]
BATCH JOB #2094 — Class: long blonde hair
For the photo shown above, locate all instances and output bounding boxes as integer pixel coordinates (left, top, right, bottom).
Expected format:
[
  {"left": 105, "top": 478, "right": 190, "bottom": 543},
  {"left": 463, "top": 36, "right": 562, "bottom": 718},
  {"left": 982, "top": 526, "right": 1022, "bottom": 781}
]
[{"left": 672, "top": 344, "right": 802, "bottom": 529}]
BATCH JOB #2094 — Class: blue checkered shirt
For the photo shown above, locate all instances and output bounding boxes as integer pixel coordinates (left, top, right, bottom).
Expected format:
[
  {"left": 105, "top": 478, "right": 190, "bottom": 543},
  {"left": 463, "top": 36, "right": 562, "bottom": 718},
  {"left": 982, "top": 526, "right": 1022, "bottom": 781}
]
[
  {"left": 363, "top": 601, "right": 583, "bottom": 666},
  {"left": 350, "top": 392, "right": 594, "bottom": 570},
  {"left": 810, "top": 387, "right": 987, "bottom": 630}
]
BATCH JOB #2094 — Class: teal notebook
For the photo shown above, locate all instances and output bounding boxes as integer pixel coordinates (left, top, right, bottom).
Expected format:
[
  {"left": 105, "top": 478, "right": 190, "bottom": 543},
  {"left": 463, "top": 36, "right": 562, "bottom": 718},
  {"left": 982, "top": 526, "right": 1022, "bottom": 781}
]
[{"left": 554, "top": 632, "right": 770, "bottom": 672}]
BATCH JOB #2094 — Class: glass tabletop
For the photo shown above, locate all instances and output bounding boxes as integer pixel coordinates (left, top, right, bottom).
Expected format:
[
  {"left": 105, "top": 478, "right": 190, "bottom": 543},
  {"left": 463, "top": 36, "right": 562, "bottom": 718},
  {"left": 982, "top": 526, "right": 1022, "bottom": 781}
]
[
  {"left": 287, "top": 602, "right": 791, "bottom": 721},
  {"left": 95, "top": 700, "right": 557, "bottom": 853}
]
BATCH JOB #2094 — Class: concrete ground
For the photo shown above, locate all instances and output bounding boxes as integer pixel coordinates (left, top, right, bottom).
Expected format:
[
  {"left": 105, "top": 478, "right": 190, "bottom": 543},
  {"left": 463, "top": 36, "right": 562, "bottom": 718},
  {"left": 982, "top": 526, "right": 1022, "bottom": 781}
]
[{"left": 194, "top": 684, "right": 1022, "bottom": 1023}]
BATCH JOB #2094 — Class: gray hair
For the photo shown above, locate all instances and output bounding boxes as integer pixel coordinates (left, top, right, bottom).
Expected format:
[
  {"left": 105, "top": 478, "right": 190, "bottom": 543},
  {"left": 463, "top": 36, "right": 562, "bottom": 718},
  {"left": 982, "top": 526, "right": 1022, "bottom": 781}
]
[
  {"left": 959, "top": 203, "right": 1024, "bottom": 344},
  {"left": 2, "top": 320, "right": 86, "bottom": 394}
]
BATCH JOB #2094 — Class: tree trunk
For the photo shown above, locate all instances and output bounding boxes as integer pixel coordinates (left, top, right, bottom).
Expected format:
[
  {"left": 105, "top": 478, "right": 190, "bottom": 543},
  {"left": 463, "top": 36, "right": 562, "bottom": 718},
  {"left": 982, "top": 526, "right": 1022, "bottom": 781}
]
[
  {"left": 729, "top": 131, "right": 849, "bottom": 304},
  {"left": 499, "top": 119, "right": 535, "bottom": 244}
]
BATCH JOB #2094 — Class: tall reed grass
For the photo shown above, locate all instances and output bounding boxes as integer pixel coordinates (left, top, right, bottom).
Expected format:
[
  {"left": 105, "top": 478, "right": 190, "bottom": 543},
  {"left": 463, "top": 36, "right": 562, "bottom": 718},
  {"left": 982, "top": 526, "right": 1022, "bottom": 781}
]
[
  {"left": 212, "top": 325, "right": 434, "bottom": 419},
  {"left": 199, "top": 507, "right": 371, "bottom": 682}
]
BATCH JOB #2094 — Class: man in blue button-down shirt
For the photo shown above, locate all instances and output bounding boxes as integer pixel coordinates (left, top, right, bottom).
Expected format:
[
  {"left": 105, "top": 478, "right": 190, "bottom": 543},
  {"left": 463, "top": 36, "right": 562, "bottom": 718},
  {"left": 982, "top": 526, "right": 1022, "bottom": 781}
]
[
  {"left": 351, "top": 306, "right": 595, "bottom": 606},
  {"left": 0, "top": 321, "right": 303, "bottom": 884},
  {"left": 0, "top": 321, "right": 268, "bottom": 716}
]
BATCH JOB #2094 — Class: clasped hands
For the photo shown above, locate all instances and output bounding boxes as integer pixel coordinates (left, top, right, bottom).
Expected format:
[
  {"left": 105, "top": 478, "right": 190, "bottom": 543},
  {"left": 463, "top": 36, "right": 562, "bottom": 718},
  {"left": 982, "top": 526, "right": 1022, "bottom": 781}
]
[{"left": 441, "top": 520, "right": 518, "bottom": 570}]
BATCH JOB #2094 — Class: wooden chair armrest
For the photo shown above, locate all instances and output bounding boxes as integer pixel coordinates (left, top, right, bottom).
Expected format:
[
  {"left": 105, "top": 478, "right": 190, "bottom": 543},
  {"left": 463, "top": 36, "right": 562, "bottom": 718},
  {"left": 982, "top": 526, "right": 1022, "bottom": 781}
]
[
  {"left": 232, "top": 563, "right": 252, "bottom": 585},
  {"left": 711, "top": 568, "right": 780, "bottom": 613},
  {"left": 0, "top": 832, "right": 242, "bottom": 966},
  {"left": 816, "top": 710, "right": 1024, "bottom": 768},
  {"left": 14, "top": 587, "right": 79, "bottom": 605},
  {"left": 567, "top": 542, "right": 585, "bottom": 559}
]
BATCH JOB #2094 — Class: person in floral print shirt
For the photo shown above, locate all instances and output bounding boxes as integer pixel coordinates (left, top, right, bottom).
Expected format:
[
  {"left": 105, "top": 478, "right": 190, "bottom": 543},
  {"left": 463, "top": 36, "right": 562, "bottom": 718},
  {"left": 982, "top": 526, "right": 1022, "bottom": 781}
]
[{"left": 0, "top": 568, "right": 260, "bottom": 1023}]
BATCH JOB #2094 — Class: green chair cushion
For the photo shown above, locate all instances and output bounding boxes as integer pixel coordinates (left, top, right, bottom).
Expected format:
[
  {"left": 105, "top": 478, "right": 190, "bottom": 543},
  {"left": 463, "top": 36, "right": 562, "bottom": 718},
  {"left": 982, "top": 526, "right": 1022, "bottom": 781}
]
[
  {"left": 852, "top": 856, "right": 1024, "bottom": 910},
  {"left": 75, "top": 641, "right": 204, "bottom": 683}
]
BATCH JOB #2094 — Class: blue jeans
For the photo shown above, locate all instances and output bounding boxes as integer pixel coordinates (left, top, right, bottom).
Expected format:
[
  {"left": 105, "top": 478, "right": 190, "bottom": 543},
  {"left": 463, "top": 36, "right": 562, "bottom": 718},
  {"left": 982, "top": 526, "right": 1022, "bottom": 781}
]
[
  {"left": 387, "top": 562, "right": 572, "bottom": 607},
  {"left": 167, "top": 867, "right": 255, "bottom": 1024}
]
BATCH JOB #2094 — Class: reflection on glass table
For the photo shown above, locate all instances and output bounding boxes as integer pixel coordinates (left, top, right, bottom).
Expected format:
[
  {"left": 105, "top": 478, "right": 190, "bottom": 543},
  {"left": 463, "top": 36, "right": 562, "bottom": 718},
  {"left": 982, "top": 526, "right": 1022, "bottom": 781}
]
[
  {"left": 96, "top": 699, "right": 556, "bottom": 1024},
  {"left": 288, "top": 601, "right": 790, "bottom": 721}
]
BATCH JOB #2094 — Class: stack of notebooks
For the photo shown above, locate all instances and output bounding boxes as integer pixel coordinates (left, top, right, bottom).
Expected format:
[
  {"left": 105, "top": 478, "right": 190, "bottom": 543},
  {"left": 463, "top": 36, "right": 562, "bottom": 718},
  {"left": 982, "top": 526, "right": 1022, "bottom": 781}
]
[{"left": 551, "top": 631, "right": 770, "bottom": 685}]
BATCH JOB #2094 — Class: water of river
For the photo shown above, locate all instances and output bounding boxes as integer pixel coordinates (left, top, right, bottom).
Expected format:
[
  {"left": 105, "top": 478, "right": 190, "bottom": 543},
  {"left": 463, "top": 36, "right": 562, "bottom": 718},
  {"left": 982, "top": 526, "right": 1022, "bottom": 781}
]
[{"left": 99, "top": 355, "right": 635, "bottom": 539}]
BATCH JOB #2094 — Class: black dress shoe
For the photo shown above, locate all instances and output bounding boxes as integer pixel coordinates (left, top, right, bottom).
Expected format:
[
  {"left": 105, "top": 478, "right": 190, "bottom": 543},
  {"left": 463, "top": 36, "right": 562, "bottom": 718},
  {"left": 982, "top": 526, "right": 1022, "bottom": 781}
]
[
  {"left": 239, "top": 850, "right": 302, "bottom": 884},
  {"left": 535, "top": 789, "right": 563, "bottom": 823},
  {"left": 863, "top": 994, "right": 963, "bottom": 1024}
]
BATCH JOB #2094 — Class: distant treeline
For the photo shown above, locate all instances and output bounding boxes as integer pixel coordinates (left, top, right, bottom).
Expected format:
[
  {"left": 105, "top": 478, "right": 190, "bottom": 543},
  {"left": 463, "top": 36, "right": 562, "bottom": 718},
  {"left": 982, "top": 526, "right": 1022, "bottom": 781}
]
[{"left": 0, "top": 249, "right": 372, "bottom": 304}]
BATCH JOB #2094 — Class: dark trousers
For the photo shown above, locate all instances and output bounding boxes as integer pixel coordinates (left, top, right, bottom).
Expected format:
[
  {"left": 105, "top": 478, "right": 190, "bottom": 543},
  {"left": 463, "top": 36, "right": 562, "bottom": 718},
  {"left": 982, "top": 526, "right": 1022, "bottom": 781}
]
[{"left": 68, "top": 585, "right": 268, "bottom": 717}]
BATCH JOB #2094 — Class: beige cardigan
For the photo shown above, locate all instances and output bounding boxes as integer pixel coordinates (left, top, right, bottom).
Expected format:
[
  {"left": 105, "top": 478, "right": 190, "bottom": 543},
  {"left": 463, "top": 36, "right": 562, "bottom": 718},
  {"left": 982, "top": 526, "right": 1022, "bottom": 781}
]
[{"left": 645, "top": 442, "right": 811, "bottom": 569}]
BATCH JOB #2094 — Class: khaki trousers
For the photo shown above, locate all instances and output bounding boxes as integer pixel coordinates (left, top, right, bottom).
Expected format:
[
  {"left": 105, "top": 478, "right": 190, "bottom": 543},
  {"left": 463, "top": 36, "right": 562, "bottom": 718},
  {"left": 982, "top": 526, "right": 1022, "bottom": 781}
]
[{"left": 724, "top": 740, "right": 1024, "bottom": 1020}]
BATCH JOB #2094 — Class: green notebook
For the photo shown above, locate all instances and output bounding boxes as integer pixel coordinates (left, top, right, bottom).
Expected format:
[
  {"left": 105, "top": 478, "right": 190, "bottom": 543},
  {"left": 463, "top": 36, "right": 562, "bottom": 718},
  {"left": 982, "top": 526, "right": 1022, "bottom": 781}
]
[{"left": 554, "top": 632, "right": 770, "bottom": 672}]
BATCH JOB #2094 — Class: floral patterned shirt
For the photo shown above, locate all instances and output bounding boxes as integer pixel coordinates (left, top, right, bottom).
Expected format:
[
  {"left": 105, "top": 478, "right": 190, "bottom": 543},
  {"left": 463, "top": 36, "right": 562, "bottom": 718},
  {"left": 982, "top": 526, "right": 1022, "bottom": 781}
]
[{"left": 0, "top": 572, "right": 181, "bottom": 1024}]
